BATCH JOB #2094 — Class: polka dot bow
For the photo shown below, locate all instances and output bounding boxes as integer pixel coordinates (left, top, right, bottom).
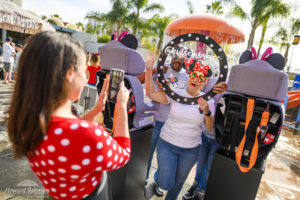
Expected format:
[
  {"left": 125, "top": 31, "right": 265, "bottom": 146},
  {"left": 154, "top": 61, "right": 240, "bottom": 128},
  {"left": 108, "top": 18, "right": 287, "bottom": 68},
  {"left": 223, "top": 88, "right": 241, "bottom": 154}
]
[
  {"left": 193, "top": 61, "right": 210, "bottom": 75},
  {"left": 184, "top": 58, "right": 194, "bottom": 68}
]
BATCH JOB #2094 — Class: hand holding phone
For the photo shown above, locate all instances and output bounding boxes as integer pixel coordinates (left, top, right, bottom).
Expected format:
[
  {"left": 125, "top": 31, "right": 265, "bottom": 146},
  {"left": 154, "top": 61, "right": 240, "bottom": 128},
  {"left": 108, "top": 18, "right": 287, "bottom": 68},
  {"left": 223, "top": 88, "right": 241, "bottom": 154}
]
[
  {"left": 108, "top": 69, "right": 124, "bottom": 103},
  {"left": 116, "top": 81, "right": 130, "bottom": 109}
]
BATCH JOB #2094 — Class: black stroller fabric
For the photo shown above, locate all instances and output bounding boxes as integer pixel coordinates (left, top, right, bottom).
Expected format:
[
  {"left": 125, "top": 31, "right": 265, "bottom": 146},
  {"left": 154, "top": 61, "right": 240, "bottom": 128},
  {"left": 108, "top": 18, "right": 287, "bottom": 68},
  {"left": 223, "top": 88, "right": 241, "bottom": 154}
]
[{"left": 214, "top": 47, "right": 288, "bottom": 172}]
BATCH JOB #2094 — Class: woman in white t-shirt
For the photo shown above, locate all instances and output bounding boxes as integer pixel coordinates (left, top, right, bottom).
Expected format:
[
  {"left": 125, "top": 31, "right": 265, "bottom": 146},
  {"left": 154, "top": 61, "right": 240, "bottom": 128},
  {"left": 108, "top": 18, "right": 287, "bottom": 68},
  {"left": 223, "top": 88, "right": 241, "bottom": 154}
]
[{"left": 144, "top": 53, "right": 214, "bottom": 200}]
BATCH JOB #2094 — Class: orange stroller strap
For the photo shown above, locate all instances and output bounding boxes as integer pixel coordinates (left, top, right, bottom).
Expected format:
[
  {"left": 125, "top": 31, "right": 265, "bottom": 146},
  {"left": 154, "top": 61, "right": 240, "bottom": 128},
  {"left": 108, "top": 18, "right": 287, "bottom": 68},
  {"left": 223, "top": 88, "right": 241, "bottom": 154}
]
[
  {"left": 236, "top": 99, "right": 270, "bottom": 173},
  {"left": 235, "top": 98, "right": 254, "bottom": 173}
]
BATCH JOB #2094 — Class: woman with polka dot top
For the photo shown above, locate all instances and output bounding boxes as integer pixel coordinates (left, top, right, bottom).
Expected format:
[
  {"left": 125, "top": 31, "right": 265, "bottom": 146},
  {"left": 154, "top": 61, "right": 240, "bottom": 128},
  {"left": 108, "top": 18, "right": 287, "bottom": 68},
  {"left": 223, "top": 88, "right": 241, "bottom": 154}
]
[{"left": 7, "top": 32, "right": 131, "bottom": 200}]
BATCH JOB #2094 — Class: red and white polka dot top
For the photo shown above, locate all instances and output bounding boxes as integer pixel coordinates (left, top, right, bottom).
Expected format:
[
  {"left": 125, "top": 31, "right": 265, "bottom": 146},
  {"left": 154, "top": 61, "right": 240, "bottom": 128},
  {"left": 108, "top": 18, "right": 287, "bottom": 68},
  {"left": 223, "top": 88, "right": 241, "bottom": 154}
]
[{"left": 28, "top": 116, "right": 131, "bottom": 199}]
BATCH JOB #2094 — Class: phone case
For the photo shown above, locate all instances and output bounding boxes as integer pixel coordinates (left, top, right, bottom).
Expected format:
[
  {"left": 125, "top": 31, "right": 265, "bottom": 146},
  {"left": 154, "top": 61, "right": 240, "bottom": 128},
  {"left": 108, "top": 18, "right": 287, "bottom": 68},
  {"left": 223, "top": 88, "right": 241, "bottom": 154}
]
[{"left": 108, "top": 68, "right": 124, "bottom": 103}]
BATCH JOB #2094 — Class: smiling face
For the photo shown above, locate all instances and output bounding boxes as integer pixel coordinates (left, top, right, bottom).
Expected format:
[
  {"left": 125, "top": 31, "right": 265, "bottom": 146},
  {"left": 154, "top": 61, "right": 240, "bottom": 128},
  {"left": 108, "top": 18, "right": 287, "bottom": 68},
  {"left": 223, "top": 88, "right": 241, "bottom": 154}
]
[{"left": 187, "top": 72, "right": 208, "bottom": 92}]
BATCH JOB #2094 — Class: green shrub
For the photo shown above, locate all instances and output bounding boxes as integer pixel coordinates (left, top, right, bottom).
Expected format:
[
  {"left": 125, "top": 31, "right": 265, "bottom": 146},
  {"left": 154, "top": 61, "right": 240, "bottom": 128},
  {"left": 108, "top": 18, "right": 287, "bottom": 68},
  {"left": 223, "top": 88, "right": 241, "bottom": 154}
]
[
  {"left": 140, "top": 38, "right": 156, "bottom": 52},
  {"left": 98, "top": 34, "right": 111, "bottom": 43}
]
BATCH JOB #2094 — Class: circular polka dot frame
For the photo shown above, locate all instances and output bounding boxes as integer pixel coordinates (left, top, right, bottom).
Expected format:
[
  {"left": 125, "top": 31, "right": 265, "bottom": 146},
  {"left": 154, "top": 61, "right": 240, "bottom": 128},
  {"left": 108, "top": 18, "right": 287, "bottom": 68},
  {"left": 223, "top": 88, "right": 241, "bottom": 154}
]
[{"left": 157, "top": 33, "right": 228, "bottom": 104}]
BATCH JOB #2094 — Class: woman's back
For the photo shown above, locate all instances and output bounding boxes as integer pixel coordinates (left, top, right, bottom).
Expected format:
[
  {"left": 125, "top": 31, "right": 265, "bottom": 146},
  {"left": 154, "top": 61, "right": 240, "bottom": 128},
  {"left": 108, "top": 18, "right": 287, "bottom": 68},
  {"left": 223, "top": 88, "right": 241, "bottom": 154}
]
[
  {"left": 29, "top": 116, "right": 130, "bottom": 199},
  {"left": 7, "top": 32, "right": 131, "bottom": 200}
]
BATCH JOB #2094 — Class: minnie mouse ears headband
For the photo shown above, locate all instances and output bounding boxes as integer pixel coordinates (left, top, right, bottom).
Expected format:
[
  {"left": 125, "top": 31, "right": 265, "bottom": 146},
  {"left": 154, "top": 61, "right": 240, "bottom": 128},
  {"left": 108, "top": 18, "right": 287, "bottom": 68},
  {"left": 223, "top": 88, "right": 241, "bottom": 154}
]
[
  {"left": 184, "top": 58, "right": 212, "bottom": 77},
  {"left": 239, "top": 47, "right": 285, "bottom": 70},
  {"left": 111, "top": 30, "right": 138, "bottom": 50}
]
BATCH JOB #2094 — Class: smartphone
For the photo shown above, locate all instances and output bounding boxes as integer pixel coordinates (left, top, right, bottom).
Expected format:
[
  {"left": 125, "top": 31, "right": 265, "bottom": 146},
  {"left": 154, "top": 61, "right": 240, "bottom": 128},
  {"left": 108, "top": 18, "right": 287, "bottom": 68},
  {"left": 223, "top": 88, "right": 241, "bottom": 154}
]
[{"left": 108, "top": 68, "right": 124, "bottom": 103}]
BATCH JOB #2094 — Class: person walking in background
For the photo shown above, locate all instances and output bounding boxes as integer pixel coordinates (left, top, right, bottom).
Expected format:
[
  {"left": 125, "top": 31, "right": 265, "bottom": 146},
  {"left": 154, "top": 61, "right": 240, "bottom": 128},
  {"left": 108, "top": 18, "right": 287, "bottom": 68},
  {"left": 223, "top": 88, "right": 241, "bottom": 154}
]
[
  {"left": 87, "top": 53, "right": 102, "bottom": 86},
  {"left": 3, "top": 37, "right": 15, "bottom": 84},
  {"left": 13, "top": 44, "right": 23, "bottom": 79},
  {"left": 7, "top": 32, "right": 131, "bottom": 200}
]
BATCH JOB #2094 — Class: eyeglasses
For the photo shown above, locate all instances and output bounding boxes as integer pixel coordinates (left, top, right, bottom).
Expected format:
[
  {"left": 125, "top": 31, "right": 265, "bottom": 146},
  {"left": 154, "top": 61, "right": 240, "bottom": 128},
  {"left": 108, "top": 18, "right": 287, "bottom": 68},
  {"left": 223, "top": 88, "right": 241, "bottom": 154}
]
[{"left": 189, "top": 72, "right": 206, "bottom": 83}]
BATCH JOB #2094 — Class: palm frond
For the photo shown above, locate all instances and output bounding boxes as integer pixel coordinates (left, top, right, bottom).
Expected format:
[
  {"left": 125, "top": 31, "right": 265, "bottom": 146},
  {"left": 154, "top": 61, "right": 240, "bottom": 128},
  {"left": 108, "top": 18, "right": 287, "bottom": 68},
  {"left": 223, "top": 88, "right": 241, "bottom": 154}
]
[
  {"left": 85, "top": 11, "right": 106, "bottom": 22},
  {"left": 259, "top": 1, "right": 290, "bottom": 23},
  {"left": 143, "top": 3, "right": 164, "bottom": 13},
  {"left": 229, "top": 3, "right": 249, "bottom": 20}
]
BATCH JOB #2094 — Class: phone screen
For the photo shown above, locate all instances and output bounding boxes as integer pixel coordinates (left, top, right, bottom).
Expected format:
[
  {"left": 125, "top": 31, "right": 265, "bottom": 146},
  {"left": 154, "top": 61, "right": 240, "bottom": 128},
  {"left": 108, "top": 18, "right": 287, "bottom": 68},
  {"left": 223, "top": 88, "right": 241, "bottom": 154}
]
[{"left": 108, "top": 69, "right": 124, "bottom": 103}]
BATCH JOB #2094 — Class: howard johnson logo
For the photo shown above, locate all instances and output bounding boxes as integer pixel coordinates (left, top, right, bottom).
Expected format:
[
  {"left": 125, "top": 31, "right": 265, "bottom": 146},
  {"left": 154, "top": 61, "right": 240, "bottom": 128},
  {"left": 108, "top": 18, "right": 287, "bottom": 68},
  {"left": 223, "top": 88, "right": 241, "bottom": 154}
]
[
  {"left": 17, "top": 180, "right": 39, "bottom": 187},
  {"left": 5, "top": 180, "right": 45, "bottom": 198}
]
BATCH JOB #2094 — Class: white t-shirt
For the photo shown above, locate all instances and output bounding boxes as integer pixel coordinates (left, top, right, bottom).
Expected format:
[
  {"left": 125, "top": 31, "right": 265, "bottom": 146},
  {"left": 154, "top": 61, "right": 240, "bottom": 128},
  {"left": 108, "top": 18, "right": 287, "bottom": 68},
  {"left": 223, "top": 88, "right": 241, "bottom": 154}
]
[
  {"left": 3, "top": 43, "right": 15, "bottom": 63},
  {"left": 160, "top": 89, "right": 215, "bottom": 148}
]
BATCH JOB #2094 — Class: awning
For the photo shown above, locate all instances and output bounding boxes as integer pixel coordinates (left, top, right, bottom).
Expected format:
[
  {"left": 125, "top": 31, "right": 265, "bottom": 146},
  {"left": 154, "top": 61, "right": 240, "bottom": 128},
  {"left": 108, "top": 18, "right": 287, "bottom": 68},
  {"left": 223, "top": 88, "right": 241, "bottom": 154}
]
[{"left": 0, "top": 0, "right": 55, "bottom": 34}]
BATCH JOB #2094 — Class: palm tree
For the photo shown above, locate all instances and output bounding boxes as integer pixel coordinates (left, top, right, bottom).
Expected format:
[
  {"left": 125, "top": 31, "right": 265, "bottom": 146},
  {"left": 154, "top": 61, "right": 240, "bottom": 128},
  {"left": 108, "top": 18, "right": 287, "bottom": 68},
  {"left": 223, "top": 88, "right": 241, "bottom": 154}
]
[
  {"left": 85, "top": 23, "right": 96, "bottom": 34},
  {"left": 229, "top": 0, "right": 289, "bottom": 49},
  {"left": 257, "top": 1, "right": 290, "bottom": 55},
  {"left": 128, "top": 0, "right": 164, "bottom": 35},
  {"left": 85, "top": 0, "right": 130, "bottom": 36},
  {"left": 270, "top": 18, "right": 300, "bottom": 67},
  {"left": 149, "top": 14, "right": 178, "bottom": 54},
  {"left": 206, "top": 1, "right": 224, "bottom": 15}
]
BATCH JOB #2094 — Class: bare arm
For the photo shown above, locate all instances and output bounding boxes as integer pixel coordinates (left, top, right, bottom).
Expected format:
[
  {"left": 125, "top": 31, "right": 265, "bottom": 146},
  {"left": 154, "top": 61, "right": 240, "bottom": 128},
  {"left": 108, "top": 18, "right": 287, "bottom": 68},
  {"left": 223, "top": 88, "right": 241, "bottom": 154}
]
[
  {"left": 198, "top": 97, "right": 214, "bottom": 131},
  {"left": 136, "top": 68, "right": 157, "bottom": 83},
  {"left": 204, "top": 115, "right": 214, "bottom": 131},
  {"left": 113, "top": 81, "right": 130, "bottom": 138},
  {"left": 82, "top": 78, "right": 109, "bottom": 121},
  {"left": 145, "top": 52, "right": 168, "bottom": 104}
]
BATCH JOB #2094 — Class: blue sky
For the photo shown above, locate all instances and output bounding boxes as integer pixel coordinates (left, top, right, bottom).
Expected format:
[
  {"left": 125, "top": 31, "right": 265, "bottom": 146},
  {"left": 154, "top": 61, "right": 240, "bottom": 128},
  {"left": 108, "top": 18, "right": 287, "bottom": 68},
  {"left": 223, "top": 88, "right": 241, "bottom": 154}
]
[{"left": 22, "top": 0, "right": 300, "bottom": 72}]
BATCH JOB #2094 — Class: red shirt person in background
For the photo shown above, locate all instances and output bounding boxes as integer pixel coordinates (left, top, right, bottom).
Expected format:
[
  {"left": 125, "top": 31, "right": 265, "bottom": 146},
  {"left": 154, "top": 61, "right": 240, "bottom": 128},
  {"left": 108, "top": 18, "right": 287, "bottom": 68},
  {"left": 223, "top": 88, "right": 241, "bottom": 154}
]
[
  {"left": 7, "top": 32, "right": 130, "bottom": 200},
  {"left": 87, "top": 53, "right": 102, "bottom": 86}
]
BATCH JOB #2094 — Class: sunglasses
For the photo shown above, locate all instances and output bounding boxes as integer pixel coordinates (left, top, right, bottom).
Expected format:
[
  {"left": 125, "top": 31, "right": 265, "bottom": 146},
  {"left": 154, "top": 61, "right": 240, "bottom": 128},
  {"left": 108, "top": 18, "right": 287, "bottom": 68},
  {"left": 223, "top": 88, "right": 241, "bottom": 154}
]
[{"left": 189, "top": 72, "right": 206, "bottom": 83}]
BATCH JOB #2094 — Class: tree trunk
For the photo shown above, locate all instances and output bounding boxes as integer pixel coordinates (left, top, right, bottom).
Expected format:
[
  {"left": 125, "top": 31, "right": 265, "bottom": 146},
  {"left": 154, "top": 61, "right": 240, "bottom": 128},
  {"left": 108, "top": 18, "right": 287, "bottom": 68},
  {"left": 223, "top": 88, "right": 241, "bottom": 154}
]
[
  {"left": 117, "top": 23, "right": 121, "bottom": 38},
  {"left": 247, "top": 19, "right": 258, "bottom": 49},
  {"left": 108, "top": 25, "right": 114, "bottom": 35},
  {"left": 247, "top": 26, "right": 257, "bottom": 49},
  {"left": 284, "top": 44, "right": 290, "bottom": 65},
  {"left": 156, "top": 38, "right": 162, "bottom": 55},
  {"left": 133, "top": 8, "right": 140, "bottom": 35},
  {"left": 257, "top": 20, "right": 268, "bottom": 56}
]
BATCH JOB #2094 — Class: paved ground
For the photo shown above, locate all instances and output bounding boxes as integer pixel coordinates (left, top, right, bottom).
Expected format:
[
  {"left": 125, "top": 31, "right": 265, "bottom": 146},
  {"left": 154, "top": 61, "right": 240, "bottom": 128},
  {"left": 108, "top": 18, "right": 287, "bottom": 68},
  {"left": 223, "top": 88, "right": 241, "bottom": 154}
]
[{"left": 0, "top": 81, "right": 299, "bottom": 200}]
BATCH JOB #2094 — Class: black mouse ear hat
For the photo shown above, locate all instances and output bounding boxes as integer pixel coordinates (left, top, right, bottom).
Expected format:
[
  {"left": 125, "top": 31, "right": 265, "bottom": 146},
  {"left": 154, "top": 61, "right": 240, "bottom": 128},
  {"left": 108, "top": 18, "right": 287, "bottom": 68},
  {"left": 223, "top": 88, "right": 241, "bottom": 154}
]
[
  {"left": 120, "top": 34, "right": 138, "bottom": 50},
  {"left": 239, "top": 47, "right": 285, "bottom": 70},
  {"left": 260, "top": 47, "right": 285, "bottom": 70}
]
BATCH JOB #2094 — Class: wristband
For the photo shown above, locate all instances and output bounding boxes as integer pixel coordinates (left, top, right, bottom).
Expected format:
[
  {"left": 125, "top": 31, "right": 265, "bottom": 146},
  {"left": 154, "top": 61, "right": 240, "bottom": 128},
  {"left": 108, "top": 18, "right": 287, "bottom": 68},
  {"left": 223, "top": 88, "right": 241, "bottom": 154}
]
[
  {"left": 204, "top": 110, "right": 211, "bottom": 117},
  {"left": 198, "top": 107, "right": 203, "bottom": 114}
]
